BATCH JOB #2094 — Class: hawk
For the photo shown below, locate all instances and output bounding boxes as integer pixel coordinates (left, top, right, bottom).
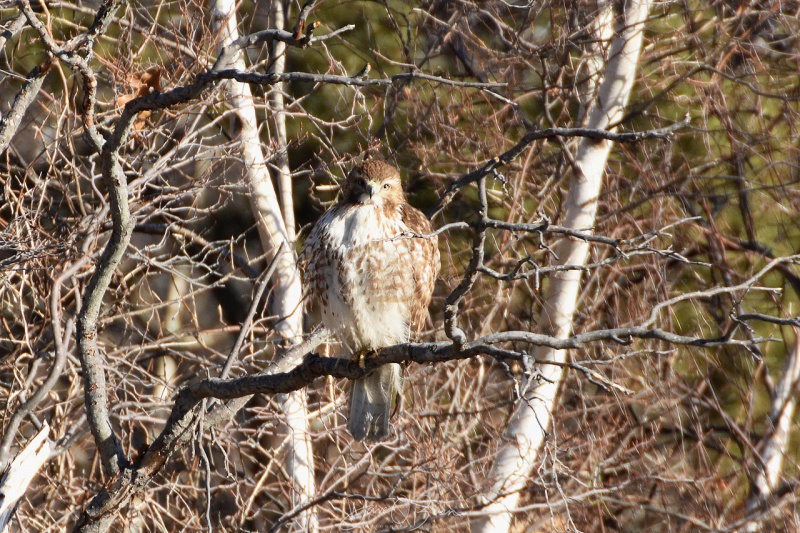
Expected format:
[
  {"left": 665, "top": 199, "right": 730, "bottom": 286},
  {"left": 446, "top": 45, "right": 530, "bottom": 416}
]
[{"left": 303, "top": 159, "right": 440, "bottom": 441}]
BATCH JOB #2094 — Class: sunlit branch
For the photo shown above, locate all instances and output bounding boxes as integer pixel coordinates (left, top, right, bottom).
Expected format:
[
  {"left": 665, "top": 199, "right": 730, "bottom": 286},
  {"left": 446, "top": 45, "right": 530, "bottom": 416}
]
[{"left": 428, "top": 118, "right": 689, "bottom": 218}]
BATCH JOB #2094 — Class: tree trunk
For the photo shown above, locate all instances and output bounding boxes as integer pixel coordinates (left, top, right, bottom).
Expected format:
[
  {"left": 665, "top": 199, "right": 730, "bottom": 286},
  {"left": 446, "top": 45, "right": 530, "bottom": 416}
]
[
  {"left": 471, "top": 2, "right": 652, "bottom": 531},
  {"left": 0, "top": 423, "right": 51, "bottom": 532},
  {"left": 269, "top": 0, "right": 295, "bottom": 243},
  {"left": 209, "top": 0, "right": 316, "bottom": 530},
  {"left": 744, "top": 330, "right": 800, "bottom": 528}
]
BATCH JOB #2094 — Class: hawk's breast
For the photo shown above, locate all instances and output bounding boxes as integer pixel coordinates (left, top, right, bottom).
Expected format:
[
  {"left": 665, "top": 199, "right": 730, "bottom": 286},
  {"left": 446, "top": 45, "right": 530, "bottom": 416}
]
[{"left": 305, "top": 203, "right": 419, "bottom": 351}]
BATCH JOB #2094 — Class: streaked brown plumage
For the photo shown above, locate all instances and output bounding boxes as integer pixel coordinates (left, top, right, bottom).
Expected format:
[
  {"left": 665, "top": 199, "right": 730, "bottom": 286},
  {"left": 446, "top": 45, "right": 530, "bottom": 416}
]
[{"left": 302, "top": 159, "right": 440, "bottom": 441}]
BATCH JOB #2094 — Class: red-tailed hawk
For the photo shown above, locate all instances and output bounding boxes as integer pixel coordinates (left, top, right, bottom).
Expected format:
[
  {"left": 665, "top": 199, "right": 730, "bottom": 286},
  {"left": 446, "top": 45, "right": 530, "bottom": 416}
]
[{"left": 303, "top": 159, "right": 440, "bottom": 441}]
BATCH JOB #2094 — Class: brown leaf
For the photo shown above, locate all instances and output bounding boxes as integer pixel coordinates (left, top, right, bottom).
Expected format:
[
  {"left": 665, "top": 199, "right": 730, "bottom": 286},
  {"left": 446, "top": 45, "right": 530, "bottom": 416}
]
[{"left": 137, "top": 67, "right": 162, "bottom": 96}]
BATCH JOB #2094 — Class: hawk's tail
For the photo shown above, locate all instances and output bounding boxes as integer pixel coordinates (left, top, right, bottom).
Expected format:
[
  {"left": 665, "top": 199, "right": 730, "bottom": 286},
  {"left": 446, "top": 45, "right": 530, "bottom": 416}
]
[{"left": 348, "top": 363, "right": 402, "bottom": 442}]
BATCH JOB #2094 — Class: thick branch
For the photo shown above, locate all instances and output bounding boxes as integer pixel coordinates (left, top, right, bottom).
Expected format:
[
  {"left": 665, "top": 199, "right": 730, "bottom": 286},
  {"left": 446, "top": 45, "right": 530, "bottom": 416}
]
[
  {"left": 182, "top": 324, "right": 771, "bottom": 401},
  {"left": 0, "top": 59, "right": 52, "bottom": 154},
  {"left": 75, "top": 150, "right": 133, "bottom": 477},
  {"left": 18, "top": 0, "right": 131, "bottom": 478},
  {"left": 72, "top": 295, "right": 780, "bottom": 531},
  {"left": 78, "top": 321, "right": 772, "bottom": 522}
]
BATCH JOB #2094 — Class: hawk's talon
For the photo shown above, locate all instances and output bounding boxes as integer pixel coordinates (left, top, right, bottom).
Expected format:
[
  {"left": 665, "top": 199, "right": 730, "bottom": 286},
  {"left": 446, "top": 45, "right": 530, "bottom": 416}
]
[
  {"left": 352, "top": 349, "right": 379, "bottom": 369},
  {"left": 352, "top": 350, "right": 366, "bottom": 369}
]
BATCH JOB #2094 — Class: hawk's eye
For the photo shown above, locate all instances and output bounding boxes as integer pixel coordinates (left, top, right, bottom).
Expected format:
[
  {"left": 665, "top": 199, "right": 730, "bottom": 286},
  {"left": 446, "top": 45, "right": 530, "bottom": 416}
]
[
  {"left": 357, "top": 178, "right": 367, "bottom": 187},
  {"left": 382, "top": 183, "right": 390, "bottom": 190}
]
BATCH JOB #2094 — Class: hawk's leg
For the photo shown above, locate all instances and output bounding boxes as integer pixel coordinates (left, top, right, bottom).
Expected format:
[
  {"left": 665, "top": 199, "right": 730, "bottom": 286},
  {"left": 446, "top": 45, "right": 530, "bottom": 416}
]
[{"left": 352, "top": 348, "right": 380, "bottom": 369}]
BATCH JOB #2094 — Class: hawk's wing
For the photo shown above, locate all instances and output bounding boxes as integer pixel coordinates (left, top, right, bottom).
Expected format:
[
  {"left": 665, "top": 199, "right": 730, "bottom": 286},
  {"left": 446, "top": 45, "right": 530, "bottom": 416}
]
[{"left": 400, "top": 204, "right": 441, "bottom": 333}]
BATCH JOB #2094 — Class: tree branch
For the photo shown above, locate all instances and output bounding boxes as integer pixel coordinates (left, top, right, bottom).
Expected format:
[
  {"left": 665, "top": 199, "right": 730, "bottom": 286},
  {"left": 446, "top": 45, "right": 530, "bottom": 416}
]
[
  {"left": 16, "top": 0, "right": 129, "bottom": 478},
  {"left": 0, "top": 58, "right": 52, "bottom": 154},
  {"left": 444, "top": 176, "right": 488, "bottom": 347},
  {"left": 73, "top": 304, "right": 778, "bottom": 530},
  {"left": 428, "top": 118, "right": 689, "bottom": 218},
  {"left": 0, "top": 258, "right": 88, "bottom": 469},
  {"left": 0, "top": 13, "right": 25, "bottom": 51}
]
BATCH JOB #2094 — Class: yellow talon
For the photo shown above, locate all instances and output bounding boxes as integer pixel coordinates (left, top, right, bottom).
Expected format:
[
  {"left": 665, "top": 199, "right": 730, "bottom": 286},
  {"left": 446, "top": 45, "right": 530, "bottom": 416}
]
[
  {"left": 352, "top": 350, "right": 366, "bottom": 369},
  {"left": 352, "top": 349, "right": 379, "bottom": 369}
]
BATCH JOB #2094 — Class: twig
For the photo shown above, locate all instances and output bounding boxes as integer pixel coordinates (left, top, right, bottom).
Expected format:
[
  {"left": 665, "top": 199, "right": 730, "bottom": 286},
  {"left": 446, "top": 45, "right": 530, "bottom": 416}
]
[
  {"left": 133, "top": 223, "right": 260, "bottom": 278},
  {"left": 735, "top": 314, "right": 800, "bottom": 328},
  {"left": 444, "top": 176, "right": 488, "bottom": 348},
  {"left": 645, "top": 255, "right": 798, "bottom": 327},
  {"left": 0, "top": 257, "right": 89, "bottom": 469},
  {"left": 219, "top": 243, "right": 285, "bottom": 379},
  {"left": 428, "top": 118, "right": 689, "bottom": 218}
]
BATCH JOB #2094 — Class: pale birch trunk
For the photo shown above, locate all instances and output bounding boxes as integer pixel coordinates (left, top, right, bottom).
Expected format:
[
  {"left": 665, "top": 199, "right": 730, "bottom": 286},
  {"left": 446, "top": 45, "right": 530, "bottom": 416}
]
[
  {"left": 744, "top": 331, "right": 800, "bottom": 527},
  {"left": 471, "top": 3, "right": 651, "bottom": 531},
  {"left": 269, "top": 0, "right": 295, "bottom": 243},
  {"left": 0, "top": 423, "right": 51, "bottom": 532},
  {"left": 210, "top": 1, "right": 316, "bottom": 530}
]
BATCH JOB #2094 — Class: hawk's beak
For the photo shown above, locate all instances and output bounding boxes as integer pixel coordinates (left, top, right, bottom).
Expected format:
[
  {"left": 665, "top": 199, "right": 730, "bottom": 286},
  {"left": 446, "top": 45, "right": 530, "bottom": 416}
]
[{"left": 367, "top": 181, "right": 379, "bottom": 199}]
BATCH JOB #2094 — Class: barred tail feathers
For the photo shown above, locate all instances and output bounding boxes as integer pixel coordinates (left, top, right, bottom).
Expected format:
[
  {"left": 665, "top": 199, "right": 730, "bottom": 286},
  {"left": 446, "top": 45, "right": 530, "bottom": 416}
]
[{"left": 348, "top": 363, "right": 402, "bottom": 441}]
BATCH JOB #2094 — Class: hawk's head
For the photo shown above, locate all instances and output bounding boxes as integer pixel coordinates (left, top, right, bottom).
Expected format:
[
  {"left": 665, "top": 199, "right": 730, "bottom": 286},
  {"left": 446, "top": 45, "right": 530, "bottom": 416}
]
[{"left": 342, "top": 159, "right": 406, "bottom": 207}]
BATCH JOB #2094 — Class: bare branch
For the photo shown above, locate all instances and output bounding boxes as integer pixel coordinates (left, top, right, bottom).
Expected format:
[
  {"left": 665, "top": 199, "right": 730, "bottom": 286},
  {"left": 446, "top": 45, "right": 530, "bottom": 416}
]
[
  {"left": 0, "top": 13, "right": 25, "bottom": 51},
  {"left": 17, "top": 0, "right": 132, "bottom": 478},
  {"left": 444, "top": 176, "right": 488, "bottom": 347},
  {"left": 133, "top": 223, "right": 260, "bottom": 278},
  {"left": 0, "top": 258, "right": 88, "bottom": 469},
  {"left": 0, "top": 58, "right": 52, "bottom": 154},
  {"left": 73, "top": 307, "right": 773, "bottom": 529},
  {"left": 0, "top": 423, "right": 52, "bottom": 531},
  {"left": 428, "top": 118, "right": 688, "bottom": 218},
  {"left": 75, "top": 147, "right": 133, "bottom": 476},
  {"left": 645, "top": 255, "right": 797, "bottom": 327},
  {"left": 218, "top": 243, "right": 284, "bottom": 379},
  {"left": 736, "top": 314, "right": 800, "bottom": 328}
]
